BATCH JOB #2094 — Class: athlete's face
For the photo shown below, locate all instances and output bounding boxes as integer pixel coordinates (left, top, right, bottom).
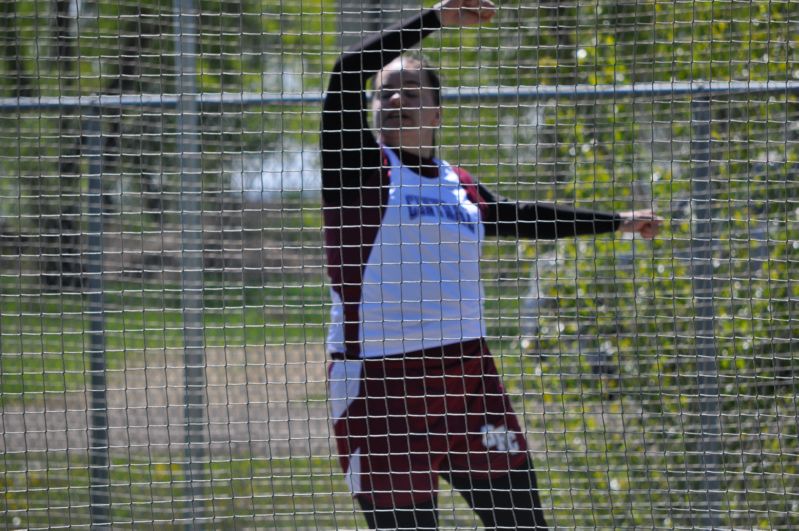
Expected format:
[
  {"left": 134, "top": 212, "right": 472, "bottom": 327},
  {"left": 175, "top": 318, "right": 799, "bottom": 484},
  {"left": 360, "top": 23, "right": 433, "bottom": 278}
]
[{"left": 373, "top": 58, "right": 441, "bottom": 158}]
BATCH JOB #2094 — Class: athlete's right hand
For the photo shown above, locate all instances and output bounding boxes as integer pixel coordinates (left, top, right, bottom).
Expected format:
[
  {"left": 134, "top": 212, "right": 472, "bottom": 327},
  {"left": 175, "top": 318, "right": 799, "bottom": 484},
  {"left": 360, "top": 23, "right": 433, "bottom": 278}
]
[{"left": 434, "top": 0, "right": 497, "bottom": 27}]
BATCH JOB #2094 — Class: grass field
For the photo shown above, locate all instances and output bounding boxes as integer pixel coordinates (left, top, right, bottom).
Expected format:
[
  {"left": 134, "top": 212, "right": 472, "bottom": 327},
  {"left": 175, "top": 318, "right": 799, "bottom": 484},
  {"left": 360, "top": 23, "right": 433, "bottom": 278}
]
[
  {"left": 1, "top": 453, "right": 365, "bottom": 529},
  {"left": 0, "top": 279, "right": 329, "bottom": 398}
]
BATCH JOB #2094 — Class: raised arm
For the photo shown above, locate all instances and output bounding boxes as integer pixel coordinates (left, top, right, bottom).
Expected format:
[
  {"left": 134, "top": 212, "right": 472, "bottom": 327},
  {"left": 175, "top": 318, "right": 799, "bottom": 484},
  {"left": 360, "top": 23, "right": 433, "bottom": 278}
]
[
  {"left": 320, "top": 10, "right": 442, "bottom": 202},
  {"left": 320, "top": 0, "right": 496, "bottom": 203}
]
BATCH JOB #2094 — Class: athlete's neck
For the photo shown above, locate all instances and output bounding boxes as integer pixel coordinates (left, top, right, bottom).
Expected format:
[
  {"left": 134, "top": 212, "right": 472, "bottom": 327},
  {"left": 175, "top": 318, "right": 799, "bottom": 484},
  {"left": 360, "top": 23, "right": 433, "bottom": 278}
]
[{"left": 390, "top": 147, "right": 439, "bottom": 178}]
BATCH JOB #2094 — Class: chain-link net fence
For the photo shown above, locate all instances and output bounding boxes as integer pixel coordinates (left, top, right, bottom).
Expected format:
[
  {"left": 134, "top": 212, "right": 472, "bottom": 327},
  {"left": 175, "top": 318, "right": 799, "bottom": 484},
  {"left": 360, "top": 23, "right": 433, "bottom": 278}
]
[{"left": 1, "top": 1, "right": 798, "bottom": 528}]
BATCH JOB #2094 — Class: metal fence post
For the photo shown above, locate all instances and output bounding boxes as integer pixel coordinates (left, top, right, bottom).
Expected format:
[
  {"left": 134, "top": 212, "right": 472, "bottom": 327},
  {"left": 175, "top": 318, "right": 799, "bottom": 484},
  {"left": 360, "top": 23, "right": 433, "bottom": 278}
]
[
  {"left": 690, "top": 96, "right": 723, "bottom": 529},
  {"left": 85, "top": 108, "right": 111, "bottom": 527},
  {"left": 175, "top": 0, "right": 208, "bottom": 526}
]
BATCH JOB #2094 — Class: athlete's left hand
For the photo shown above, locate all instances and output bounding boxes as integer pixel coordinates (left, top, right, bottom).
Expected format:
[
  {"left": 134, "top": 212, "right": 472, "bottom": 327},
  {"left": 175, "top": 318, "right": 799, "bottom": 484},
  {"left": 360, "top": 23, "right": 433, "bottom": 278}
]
[
  {"left": 617, "top": 209, "right": 663, "bottom": 239},
  {"left": 435, "top": 0, "right": 497, "bottom": 27}
]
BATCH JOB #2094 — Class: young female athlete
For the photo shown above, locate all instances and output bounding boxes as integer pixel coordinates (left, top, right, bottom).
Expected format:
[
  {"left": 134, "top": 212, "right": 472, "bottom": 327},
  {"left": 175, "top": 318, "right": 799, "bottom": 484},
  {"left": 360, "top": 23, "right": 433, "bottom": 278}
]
[{"left": 321, "top": 1, "right": 662, "bottom": 528}]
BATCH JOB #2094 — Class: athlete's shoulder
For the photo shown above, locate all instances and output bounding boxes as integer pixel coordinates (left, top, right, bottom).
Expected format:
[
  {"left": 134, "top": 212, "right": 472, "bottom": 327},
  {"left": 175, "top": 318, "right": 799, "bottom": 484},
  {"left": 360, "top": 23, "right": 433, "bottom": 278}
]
[
  {"left": 449, "top": 164, "right": 476, "bottom": 184},
  {"left": 449, "top": 165, "right": 486, "bottom": 214}
]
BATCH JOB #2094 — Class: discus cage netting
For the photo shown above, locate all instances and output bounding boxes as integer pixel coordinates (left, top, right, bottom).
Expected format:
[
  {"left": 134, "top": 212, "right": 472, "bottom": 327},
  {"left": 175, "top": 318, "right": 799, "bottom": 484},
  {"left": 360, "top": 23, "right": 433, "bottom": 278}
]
[{"left": 1, "top": 1, "right": 798, "bottom": 529}]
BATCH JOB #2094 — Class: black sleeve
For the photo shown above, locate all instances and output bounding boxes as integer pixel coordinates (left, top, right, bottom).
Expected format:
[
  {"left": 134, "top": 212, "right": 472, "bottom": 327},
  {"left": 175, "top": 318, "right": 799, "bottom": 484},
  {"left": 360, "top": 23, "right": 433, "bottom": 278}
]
[
  {"left": 477, "top": 183, "right": 623, "bottom": 239},
  {"left": 320, "top": 9, "right": 442, "bottom": 204}
]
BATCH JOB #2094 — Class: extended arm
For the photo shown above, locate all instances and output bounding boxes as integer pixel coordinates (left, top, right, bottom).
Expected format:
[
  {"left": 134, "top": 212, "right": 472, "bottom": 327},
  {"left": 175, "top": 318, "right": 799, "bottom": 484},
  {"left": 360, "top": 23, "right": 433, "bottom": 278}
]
[
  {"left": 476, "top": 184, "right": 662, "bottom": 240},
  {"left": 477, "top": 184, "right": 623, "bottom": 239}
]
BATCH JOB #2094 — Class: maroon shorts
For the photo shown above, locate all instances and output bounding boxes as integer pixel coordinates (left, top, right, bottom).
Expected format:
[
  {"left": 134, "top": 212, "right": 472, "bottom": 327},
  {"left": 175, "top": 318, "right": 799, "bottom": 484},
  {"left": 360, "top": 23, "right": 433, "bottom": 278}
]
[{"left": 328, "top": 339, "right": 529, "bottom": 508}]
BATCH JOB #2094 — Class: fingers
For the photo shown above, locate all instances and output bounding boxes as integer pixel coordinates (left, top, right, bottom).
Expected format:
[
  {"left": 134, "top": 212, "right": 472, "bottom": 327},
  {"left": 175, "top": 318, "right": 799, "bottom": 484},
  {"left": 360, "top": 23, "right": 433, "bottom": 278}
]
[
  {"left": 633, "top": 218, "right": 663, "bottom": 239},
  {"left": 618, "top": 210, "right": 664, "bottom": 239},
  {"left": 469, "top": 0, "right": 497, "bottom": 22},
  {"left": 436, "top": 0, "right": 496, "bottom": 27},
  {"left": 636, "top": 220, "right": 661, "bottom": 240}
]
